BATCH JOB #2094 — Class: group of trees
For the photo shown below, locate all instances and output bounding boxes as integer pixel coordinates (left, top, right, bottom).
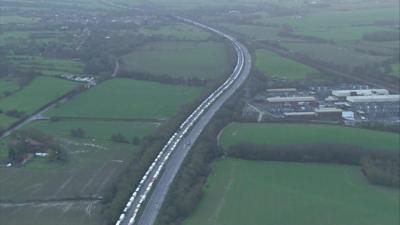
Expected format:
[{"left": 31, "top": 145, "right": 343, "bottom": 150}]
[
  {"left": 70, "top": 128, "right": 85, "bottom": 138},
  {"left": 8, "top": 128, "right": 67, "bottom": 163},
  {"left": 110, "top": 133, "right": 129, "bottom": 144},
  {"left": 361, "top": 156, "right": 399, "bottom": 188},
  {"left": 110, "top": 133, "right": 141, "bottom": 145}
]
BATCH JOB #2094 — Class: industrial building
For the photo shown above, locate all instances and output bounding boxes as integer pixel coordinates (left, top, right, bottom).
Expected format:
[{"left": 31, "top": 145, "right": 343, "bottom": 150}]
[
  {"left": 267, "top": 96, "right": 316, "bottom": 103},
  {"left": 266, "top": 88, "right": 297, "bottom": 93},
  {"left": 283, "top": 112, "right": 316, "bottom": 119},
  {"left": 244, "top": 84, "right": 399, "bottom": 124},
  {"left": 332, "top": 89, "right": 389, "bottom": 97},
  {"left": 346, "top": 95, "right": 400, "bottom": 103}
]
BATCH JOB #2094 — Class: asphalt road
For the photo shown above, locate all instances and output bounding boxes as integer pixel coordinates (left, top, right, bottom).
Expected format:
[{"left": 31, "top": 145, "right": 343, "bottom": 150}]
[{"left": 118, "top": 17, "right": 252, "bottom": 225}]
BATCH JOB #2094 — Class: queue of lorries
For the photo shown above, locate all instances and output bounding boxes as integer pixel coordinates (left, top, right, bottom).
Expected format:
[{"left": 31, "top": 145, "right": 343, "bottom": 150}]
[{"left": 116, "top": 17, "right": 245, "bottom": 225}]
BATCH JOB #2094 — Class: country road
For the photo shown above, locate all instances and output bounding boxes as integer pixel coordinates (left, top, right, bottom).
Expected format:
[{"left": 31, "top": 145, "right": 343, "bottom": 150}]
[
  {"left": 118, "top": 17, "right": 252, "bottom": 225},
  {"left": 0, "top": 59, "right": 119, "bottom": 140}
]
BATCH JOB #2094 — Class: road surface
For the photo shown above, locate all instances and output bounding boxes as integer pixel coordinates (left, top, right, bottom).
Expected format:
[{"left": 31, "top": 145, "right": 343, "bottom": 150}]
[{"left": 118, "top": 17, "right": 252, "bottom": 225}]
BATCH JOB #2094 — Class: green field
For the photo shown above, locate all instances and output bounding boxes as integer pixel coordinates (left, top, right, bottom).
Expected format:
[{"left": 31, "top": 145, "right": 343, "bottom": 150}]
[
  {"left": 0, "top": 76, "right": 78, "bottom": 114},
  {"left": 0, "top": 138, "right": 137, "bottom": 202},
  {"left": 268, "top": 7, "right": 399, "bottom": 30},
  {"left": 0, "top": 15, "right": 39, "bottom": 24},
  {"left": 0, "top": 76, "right": 78, "bottom": 128},
  {"left": 282, "top": 42, "right": 389, "bottom": 68},
  {"left": 115, "top": 0, "right": 267, "bottom": 10},
  {"left": 183, "top": 159, "right": 399, "bottom": 225},
  {"left": 0, "top": 201, "right": 103, "bottom": 225},
  {"left": 0, "top": 78, "right": 18, "bottom": 97},
  {"left": 391, "top": 64, "right": 400, "bottom": 77},
  {"left": 139, "top": 23, "right": 212, "bottom": 41},
  {"left": 0, "top": 115, "right": 17, "bottom": 130},
  {"left": 47, "top": 79, "right": 202, "bottom": 120},
  {"left": 266, "top": 7, "right": 399, "bottom": 42},
  {"left": 0, "top": 31, "right": 30, "bottom": 45},
  {"left": 220, "top": 24, "right": 283, "bottom": 41},
  {"left": 220, "top": 123, "right": 399, "bottom": 151},
  {"left": 121, "top": 41, "right": 231, "bottom": 79},
  {"left": 8, "top": 56, "right": 84, "bottom": 76},
  {"left": 27, "top": 120, "right": 158, "bottom": 141},
  {"left": 255, "top": 49, "right": 321, "bottom": 80}
]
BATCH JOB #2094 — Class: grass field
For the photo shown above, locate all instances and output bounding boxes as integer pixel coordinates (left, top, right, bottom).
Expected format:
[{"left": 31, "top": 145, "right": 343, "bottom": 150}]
[
  {"left": 0, "top": 15, "right": 39, "bottom": 24},
  {"left": 121, "top": 41, "right": 231, "bottom": 79},
  {"left": 0, "top": 30, "right": 67, "bottom": 46},
  {"left": 269, "top": 7, "right": 398, "bottom": 30},
  {"left": 0, "top": 31, "right": 30, "bottom": 45},
  {"left": 265, "top": 7, "right": 399, "bottom": 43},
  {"left": 0, "top": 76, "right": 78, "bottom": 128},
  {"left": 220, "top": 24, "right": 283, "bottom": 41},
  {"left": 8, "top": 56, "right": 84, "bottom": 76},
  {"left": 282, "top": 42, "right": 389, "bottom": 68},
  {"left": 47, "top": 78, "right": 202, "bottom": 120},
  {"left": 0, "top": 139, "right": 137, "bottom": 202},
  {"left": 0, "top": 115, "right": 17, "bottom": 130},
  {"left": 255, "top": 49, "right": 322, "bottom": 80},
  {"left": 0, "top": 76, "right": 78, "bottom": 114},
  {"left": 115, "top": 0, "right": 268, "bottom": 10},
  {"left": 183, "top": 159, "right": 399, "bottom": 225},
  {"left": 0, "top": 78, "right": 18, "bottom": 97},
  {"left": 0, "top": 201, "right": 103, "bottom": 225},
  {"left": 139, "top": 23, "right": 211, "bottom": 41},
  {"left": 220, "top": 123, "right": 399, "bottom": 151},
  {"left": 391, "top": 63, "right": 400, "bottom": 77},
  {"left": 27, "top": 120, "right": 158, "bottom": 142}
]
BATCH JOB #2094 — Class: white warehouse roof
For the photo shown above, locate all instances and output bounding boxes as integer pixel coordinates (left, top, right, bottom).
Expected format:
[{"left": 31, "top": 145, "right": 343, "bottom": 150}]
[
  {"left": 315, "top": 108, "right": 343, "bottom": 113},
  {"left": 267, "top": 96, "right": 316, "bottom": 103},
  {"left": 266, "top": 88, "right": 297, "bottom": 92},
  {"left": 332, "top": 89, "right": 389, "bottom": 97},
  {"left": 284, "top": 112, "right": 316, "bottom": 116},
  {"left": 347, "top": 95, "right": 400, "bottom": 103}
]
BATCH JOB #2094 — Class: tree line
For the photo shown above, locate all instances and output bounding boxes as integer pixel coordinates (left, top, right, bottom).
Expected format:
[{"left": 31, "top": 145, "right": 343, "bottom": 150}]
[
  {"left": 227, "top": 142, "right": 399, "bottom": 188},
  {"left": 119, "top": 70, "right": 207, "bottom": 87}
]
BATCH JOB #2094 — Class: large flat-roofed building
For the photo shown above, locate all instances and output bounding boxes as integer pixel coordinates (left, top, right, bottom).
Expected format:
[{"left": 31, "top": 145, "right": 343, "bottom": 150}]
[
  {"left": 267, "top": 96, "right": 316, "bottom": 103},
  {"left": 283, "top": 112, "right": 316, "bottom": 119},
  {"left": 332, "top": 89, "right": 389, "bottom": 97},
  {"left": 315, "top": 108, "right": 343, "bottom": 120},
  {"left": 314, "top": 108, "right": 343, "bottom": 113},
  {"left": 266, "top": 88, "right": 297, "bottom": 93},
  {"left": 347, "top": 95, "right": 400, "bottom": 103}
]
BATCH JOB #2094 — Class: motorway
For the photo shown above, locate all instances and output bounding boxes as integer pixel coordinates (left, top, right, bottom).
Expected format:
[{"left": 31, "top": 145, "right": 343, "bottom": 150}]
[{"left": 118, "top": 17, "right": 252, "bottom": 225}]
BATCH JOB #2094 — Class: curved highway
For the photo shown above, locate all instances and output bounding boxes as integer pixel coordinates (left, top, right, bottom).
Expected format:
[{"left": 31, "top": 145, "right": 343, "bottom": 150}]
[{"left": 117, "top": 17, "right": 252, "bottom": 225}]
